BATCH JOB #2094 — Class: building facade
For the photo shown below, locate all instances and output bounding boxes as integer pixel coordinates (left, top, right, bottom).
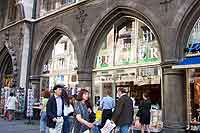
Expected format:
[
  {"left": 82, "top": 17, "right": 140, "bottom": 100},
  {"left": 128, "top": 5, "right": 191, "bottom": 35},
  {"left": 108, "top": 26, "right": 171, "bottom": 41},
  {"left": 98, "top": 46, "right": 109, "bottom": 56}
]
[{"left": 1, "top": 0, "right": 200, "bottom": 132}]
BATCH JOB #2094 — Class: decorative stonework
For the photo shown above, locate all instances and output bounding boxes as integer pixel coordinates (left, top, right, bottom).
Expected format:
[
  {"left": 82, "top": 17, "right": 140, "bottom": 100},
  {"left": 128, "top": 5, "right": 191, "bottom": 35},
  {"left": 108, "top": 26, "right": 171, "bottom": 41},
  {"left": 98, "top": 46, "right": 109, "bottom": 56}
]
[
  {"left": 17, "top": 27, "right": 24, "bottom": 49},
  {"left": 16, "top": 0, "right": 25, "bottom": 19},
  {"left": 75, "top": 7, "right": 88, "bottom": 34},
  {"left": 160, "top": 0, "right": 175, "bottom": 13}
]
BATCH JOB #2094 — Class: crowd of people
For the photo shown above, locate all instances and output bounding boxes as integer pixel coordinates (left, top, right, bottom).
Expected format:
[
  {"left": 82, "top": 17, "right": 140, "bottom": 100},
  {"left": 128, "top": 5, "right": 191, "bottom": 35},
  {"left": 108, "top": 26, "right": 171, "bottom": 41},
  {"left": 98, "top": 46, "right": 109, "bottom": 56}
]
[
  {"left": 38, "top": 84, "right": 152, "bottom": 133},
  {"left": 2, "top": 84, "right": 151, "bottom": 133}
]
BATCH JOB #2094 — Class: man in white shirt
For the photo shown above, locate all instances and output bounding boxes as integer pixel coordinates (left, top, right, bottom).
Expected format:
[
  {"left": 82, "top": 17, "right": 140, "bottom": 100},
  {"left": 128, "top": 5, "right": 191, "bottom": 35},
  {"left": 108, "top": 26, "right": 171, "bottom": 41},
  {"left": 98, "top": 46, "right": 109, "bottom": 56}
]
[{"left": 47, "top": 85, "right": 64, "bottom": 133}]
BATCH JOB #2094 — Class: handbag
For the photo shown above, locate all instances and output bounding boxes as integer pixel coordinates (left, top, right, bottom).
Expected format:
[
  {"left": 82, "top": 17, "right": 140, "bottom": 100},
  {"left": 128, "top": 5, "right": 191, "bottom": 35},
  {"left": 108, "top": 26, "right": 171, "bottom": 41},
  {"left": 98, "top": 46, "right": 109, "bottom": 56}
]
[
  {"left": 89, "top": 111, "right": 96, "bottom": 123},
  {"left": 95, "top": 110, "right": 102, "bottom": 121}
]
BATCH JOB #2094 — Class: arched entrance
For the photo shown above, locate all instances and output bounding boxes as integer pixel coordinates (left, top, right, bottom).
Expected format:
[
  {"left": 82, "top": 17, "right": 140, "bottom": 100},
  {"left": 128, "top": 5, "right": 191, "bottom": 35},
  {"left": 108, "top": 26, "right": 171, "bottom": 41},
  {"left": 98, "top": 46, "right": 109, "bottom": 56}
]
[
  {"left": 176, "top": 17, "right": 200, "bottom": 131},
  {"left": 92, "top": 16, "right": 162, "bottom": 131},
  {"left": 31, "top": 31, "right": 78, "bottom": 102},
  {"left": 41, "top": 35, "right": 78, "bottom": 91},
  {"left": 0, "top": 46, "right": 14, "bottom": 115}
]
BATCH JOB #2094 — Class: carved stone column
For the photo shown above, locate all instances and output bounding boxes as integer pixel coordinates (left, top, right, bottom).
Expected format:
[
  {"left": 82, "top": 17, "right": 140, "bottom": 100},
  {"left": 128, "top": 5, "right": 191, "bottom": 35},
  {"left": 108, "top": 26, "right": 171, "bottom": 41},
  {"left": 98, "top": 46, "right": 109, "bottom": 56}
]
[{"left": 162, "top": 62, "right": 187, "bottom": 133}]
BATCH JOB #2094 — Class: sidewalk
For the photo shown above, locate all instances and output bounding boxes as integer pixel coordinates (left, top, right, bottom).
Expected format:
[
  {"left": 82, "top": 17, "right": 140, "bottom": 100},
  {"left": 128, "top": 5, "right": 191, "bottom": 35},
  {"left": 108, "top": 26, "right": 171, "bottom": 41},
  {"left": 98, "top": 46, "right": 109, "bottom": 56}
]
[{"left": 0, "top": 118, "right": 39, "bottom": 133}]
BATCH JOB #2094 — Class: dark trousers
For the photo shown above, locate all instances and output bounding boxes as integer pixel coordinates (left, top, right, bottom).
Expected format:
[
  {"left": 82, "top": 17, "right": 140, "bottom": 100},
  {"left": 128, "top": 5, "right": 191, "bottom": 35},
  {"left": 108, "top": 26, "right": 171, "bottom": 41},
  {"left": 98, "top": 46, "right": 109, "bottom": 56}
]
[
  {"left": 101, "top": 109, "right": 112, "bottom": 127},
  {"left": 63, "top": 116, "right": 74, "bottom": 133}
]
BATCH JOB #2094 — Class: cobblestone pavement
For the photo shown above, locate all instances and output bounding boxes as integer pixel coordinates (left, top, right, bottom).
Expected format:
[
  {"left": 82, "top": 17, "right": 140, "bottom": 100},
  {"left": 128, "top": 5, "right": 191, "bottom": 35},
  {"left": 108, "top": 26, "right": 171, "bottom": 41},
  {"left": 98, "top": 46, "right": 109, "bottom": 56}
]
[{"left": 0, "top": 118, "right": 39, "bottom": 133}]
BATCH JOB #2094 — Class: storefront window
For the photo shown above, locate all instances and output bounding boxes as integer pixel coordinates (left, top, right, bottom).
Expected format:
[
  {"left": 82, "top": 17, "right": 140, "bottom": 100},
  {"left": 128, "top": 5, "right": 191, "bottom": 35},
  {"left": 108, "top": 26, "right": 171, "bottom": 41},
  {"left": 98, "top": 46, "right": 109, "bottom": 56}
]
[
  {"left": 185, "top": 17, "right": 200, "bottom": 131},
  {"left": 41, "top": 35, "right": 78, "bottom": 91},
  {"left": 95, "top": 18, "right": 160, "bottom": 69},
  {"left": 93, "top": 17, "right": 162, "bottom": 131}
]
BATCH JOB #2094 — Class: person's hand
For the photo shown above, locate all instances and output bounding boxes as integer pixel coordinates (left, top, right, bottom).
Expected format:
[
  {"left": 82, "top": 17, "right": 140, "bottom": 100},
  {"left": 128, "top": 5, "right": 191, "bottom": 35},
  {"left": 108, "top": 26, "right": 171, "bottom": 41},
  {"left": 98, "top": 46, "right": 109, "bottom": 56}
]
[
  {"left": 87, "top": 122, "right": 94, "bottom": 128},
  {"left": 52, "top": 118, "right": 57, "bottom": 122},
  {"left": 88, "top": 108, "right": 92, "bottom": 114}
]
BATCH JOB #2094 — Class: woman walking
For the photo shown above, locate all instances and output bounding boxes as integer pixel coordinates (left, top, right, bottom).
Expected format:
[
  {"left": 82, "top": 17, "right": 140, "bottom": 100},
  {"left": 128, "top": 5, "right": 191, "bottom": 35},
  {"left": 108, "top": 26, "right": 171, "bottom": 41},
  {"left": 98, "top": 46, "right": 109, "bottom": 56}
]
[
  {"left": 40, "top": 90, "right": 50, "bottom": 133},
  {"left": 136, "top": 92, "right": 151, "bottom": 133},
  {"left": 73, "top": 89, "right": 94, "bottom": 133},
  {"left": 6, "top": 92, "right": 19, "bottom": 121},
  {"left": 62, "top": 89, "right": 74, "bottom": 133}
]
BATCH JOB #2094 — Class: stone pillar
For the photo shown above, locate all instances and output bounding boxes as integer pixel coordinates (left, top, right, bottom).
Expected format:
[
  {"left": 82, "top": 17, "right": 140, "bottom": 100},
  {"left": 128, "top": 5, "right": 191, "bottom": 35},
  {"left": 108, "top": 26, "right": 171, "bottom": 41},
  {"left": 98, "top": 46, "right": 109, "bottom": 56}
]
[
  {"left": 77, "top": 67, "right": 92, "bottom": 94},
  {"left": 19, "top": 23, "right": 31, "bottom": 89},
  {"left": 162, "top": 62, "right": 187, "bottom": 133},
  {"left": 78, "top": 69, "right": 92, "bottom": 87}
]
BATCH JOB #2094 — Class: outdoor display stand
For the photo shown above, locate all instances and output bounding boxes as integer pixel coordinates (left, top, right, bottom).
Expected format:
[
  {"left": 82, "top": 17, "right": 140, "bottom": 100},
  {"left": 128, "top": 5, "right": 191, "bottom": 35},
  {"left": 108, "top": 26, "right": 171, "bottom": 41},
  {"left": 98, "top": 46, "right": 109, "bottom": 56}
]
[{"left": 25, "top": 88, "right": 34, "bottom": 124}]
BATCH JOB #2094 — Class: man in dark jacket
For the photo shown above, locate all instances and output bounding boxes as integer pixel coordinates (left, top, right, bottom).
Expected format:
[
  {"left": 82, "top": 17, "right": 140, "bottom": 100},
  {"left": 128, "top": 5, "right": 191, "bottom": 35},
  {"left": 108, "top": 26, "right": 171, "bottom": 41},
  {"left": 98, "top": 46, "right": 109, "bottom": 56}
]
[
  {"left": 46, "top": 84, "right": 64, "bottom": 133},
  {"left": 112, "top": 87, "right": 134, "bottom": 133}
]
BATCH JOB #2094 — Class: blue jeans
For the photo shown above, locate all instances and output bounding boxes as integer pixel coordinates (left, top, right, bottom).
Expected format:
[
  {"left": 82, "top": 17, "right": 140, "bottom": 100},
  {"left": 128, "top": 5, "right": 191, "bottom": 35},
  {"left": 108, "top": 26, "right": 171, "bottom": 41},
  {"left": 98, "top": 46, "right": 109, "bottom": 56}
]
[
  {"left": 119, "top": 125, "right": 129, "bottom": 133},
  {"left": 63, "top": 116, "right": 74, "bottom": 133},
  {"left": 40, "top": 112, "right": 49, "bottom": 133}
]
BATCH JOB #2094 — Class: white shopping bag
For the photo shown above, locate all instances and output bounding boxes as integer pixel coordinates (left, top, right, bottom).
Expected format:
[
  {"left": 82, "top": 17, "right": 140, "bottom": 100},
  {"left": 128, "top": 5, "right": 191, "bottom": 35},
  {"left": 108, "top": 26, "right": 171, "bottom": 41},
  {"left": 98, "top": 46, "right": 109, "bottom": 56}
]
[
  {"left": 83, "top": 130, "right": 90, "bottom": 133},
  {"left": 101, "top": 119, "right": 116, "bottom": 133}
]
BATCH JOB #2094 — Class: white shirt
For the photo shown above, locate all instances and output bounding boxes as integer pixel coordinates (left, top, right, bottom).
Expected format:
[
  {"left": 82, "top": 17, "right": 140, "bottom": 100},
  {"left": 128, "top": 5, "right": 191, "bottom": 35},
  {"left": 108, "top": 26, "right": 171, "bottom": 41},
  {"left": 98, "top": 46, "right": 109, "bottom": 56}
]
[
  {"left": 64, "top": 104, "right": 74, "bottom": 116},
  {"left": 55, "top": 95, "right": 63, "bottom": 116},
  {"left": 100, "top": 96, "right": 115, "bottom": 110},
  {"left": 6, "top": 96, "right": 18, "bottom": 110}
]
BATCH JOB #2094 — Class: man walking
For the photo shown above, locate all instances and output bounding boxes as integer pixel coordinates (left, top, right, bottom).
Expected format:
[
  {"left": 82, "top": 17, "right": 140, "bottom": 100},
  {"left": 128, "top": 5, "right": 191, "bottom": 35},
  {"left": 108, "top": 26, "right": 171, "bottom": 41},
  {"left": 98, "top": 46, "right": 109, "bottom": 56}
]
[
  {"left": 46, "top": 85, "right": 64, "bottom": 133},
  {"left": 112, "top": 88, "right": 134, "bottom": 133}
]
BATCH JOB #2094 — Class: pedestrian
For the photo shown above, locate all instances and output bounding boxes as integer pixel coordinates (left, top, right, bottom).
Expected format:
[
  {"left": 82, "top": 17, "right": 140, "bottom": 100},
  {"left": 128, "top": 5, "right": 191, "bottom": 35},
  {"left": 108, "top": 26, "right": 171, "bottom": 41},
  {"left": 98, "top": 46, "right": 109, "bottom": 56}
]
[
  {"left": 46, "top": 84, "right": 64, "bottom": 133},
  {"left": 40, "top": 90, "right": 51, "bottom": 133},
  {"left": 6, "top": 92, "right": 19, "bottom": 121},
  {"left": 112, "top": 88, "right": 134, "bottom": 133},
  {"left": 100, "top": 89, "right": 115, "bottom": 127},
  {"left": 73, "top": 89, "right": 94, "bottom": 133},
  {"left": 62, "top": 89, "right": 74, "bottom": 133},
  {"left": 136, "top": 92, "right": 151, "bottom": 133}
]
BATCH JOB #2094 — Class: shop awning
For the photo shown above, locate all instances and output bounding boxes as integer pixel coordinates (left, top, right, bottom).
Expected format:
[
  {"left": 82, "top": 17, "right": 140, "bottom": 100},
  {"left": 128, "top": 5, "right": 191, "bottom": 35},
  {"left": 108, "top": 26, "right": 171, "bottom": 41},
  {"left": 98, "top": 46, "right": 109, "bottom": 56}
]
[{"left": 172, "top": 56, "right": 200, "bottom": 69}]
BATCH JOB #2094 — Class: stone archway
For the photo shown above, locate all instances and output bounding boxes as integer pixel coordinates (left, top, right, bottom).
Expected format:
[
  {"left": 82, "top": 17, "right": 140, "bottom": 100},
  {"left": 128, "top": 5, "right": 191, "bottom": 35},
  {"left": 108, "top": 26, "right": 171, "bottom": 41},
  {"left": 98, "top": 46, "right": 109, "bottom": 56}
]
[
  {"left": 0, "top": 42, "right": 18, "bottom": 88},
  {"left": 31, "top": 26, "right": 79, "bottom": 101},
  {"left": 176, "top": 0, "right": 200, "bottom": 59},
  {"left": 83, "top": 7, "right": 163, "bottom": 69}
]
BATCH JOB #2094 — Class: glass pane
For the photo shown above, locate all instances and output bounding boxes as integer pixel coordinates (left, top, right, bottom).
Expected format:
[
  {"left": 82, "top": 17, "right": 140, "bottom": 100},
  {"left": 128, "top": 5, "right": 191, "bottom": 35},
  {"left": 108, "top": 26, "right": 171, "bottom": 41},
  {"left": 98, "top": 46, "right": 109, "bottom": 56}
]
[
  {"left": 43, "top": 35, "right": 78, "bottom": 89},
  {"left": 95, "top": 17, "right": 161, "bottom": 69}
]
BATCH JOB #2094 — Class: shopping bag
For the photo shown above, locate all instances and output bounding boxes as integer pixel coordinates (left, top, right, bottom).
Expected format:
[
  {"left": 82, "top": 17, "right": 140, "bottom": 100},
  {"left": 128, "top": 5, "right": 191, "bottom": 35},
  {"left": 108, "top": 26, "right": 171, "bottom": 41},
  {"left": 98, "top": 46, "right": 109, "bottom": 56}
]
[
  {"left": 96, "top": 110, "right": 102, "bottom": 121},
  {"left": 83, "top": 129, "right": 90, "bottom": 133},
  {"left": 134, "top": 119, "right": 141, "bottom": 128},
  {"left": 4, "top": 110, "right": 8, "bottom": 118},
  {"left": 100, "top": 119, "right": 116, "bottom": 133}
]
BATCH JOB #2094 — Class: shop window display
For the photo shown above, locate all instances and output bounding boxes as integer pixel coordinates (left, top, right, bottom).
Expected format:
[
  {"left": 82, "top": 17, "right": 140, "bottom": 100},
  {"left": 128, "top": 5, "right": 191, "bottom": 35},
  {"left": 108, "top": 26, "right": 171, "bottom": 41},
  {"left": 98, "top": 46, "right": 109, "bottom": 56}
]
[
  {"left": 93, "top": 17, "right": 162, "bottom": 132},
  {"left": 187, "top": 69, "right": 200, "bottom": 131}
]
